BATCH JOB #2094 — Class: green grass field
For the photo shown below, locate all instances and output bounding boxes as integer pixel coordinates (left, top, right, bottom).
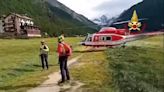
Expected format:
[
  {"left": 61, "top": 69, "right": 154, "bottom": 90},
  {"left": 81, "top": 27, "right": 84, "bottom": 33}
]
[
  {"left": 70, "top": 51, "right": 112, "bottom": 92},
  {"left": 107, "top": 36, "right": 164, "bottom": 92},
  {"left": 70, "top": 36, "right": 164, "bottom": 92},
  {"left": 0, "top": 37, "right": 83, "bottom": 92},
  {"left": 0, "top": 36, "right": 163, "bottom": 92}
]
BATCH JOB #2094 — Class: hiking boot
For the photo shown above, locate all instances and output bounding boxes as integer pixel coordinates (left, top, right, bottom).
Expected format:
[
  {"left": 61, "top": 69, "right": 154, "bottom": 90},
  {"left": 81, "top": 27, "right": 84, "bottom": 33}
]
[
  {"left": 65, "top": 80, "right": 71, "bottom": 84},
  {"left": 57, "top": 80, "right": 65, "bottom": 85}
]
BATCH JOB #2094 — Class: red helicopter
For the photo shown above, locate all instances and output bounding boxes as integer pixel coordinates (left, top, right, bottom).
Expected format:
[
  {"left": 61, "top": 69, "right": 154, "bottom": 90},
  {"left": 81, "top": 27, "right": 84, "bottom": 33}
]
[{"left": 80, "top": 10, "right": 164, "bottom": 48}]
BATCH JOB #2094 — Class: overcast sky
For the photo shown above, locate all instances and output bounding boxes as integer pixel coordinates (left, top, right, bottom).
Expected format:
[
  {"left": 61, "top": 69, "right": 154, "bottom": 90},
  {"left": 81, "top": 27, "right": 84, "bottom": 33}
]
[{"left": 57, "top": 0, "right": 143, "bottom": 19}]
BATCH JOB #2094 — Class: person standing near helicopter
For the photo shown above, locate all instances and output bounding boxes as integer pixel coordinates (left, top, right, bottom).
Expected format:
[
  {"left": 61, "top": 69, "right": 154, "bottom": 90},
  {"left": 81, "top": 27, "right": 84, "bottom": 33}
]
[
  {"left": 40, "top": 40, "right": 49, "bottom": 70},
  {"left": 57, "top": 35, "right": 72, "bottom": 84}
]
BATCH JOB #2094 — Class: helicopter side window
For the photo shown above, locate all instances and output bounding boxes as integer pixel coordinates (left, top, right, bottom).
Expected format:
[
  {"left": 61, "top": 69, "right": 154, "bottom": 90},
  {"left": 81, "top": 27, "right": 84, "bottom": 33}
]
[
  {"left": 101, "top": 36, "right": 111, "bottom": 41},
  {"left": 106, "top": 37, "right": 111, "bottom": 41},
  {"left": 102, "top": 37, "right": 105, "bottom": 41},
  {"left": 101, "top": 37, "right": 105, "bottom": 41}
]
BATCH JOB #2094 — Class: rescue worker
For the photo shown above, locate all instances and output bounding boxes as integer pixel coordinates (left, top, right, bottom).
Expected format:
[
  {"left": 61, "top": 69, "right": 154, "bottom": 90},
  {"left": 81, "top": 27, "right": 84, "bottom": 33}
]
[
  {"left": 40, "top": 40, "right": 49, "bottom": 70},
  {"left": 57, "top": 36, "right": 72, "bottom": 84}
]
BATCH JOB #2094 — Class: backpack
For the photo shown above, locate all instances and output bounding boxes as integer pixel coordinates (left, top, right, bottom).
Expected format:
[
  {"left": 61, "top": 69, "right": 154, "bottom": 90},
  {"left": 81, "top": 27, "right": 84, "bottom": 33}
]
[{"left": 61, "top": 43, "right": 72, "bottom": 56}]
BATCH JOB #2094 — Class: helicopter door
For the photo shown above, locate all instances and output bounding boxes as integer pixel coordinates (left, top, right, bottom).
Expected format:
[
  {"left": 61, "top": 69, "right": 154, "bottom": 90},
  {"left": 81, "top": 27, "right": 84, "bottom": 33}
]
[{"left": 94, "top": 36, "right": 99, "bottom": 42}]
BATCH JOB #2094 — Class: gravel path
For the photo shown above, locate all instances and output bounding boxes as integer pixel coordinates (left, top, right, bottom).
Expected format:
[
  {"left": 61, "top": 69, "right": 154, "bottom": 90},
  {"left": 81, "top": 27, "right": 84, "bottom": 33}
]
[{"left": 27, "top": 55, "right": 83, "bottom": 92}]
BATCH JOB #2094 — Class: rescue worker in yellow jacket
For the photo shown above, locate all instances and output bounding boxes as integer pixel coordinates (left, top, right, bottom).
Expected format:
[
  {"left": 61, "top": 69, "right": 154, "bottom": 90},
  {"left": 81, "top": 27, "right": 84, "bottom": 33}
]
[{"left": 40, "top": 40, "right": 49, "bottom": 70}]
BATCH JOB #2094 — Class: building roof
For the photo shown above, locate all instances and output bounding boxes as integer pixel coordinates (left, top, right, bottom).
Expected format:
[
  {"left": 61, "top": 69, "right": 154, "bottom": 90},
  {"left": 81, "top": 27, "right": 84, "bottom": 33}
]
[{"left": 12, "top": 13, "right": 32, "bottom": 20}]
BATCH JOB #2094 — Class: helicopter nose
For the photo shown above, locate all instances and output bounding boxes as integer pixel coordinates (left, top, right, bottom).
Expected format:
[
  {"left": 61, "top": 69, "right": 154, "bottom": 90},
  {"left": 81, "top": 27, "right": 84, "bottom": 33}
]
[{"left": 80, "top": 42, "right": 85, "bottom": 45}]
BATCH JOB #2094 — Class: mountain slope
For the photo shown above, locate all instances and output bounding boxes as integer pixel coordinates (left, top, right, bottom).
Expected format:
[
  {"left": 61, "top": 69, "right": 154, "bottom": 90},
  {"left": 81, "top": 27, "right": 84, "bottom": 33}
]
[
  {"left": 0, "top": 0, "right": 97, "bottom": 36},
  {"left": 46, "top": 0, "right": 97, "bottom": 28},
  {"left": 93, "top": 15, "right": 118, "bottom": 26},
  {"left": 115, "top": 0, "right": 164, "bottom": 31}
]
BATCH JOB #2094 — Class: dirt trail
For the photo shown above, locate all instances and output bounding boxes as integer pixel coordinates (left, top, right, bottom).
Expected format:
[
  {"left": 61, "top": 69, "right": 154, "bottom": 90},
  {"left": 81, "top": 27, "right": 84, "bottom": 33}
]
[{"left": 27, "top": 55, "right": 83, "bottom": 92}]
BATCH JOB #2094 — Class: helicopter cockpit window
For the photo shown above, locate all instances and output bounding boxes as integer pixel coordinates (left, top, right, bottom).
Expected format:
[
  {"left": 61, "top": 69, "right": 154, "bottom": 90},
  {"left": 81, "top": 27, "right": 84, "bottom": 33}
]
[{"left": 86, "top": 37, "right": 92, "bottom": 42}]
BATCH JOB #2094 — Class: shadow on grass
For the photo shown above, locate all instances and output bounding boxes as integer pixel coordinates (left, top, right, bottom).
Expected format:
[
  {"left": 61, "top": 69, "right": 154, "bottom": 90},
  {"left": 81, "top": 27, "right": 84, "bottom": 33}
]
[
  {"left": 0, "top": 84, "right": 39, "bottom": 90},
  {"left": 13, "top": 68, "right": 35, "bottom": 72},
  {"left": 32, "top": 64, "right": 58, "bottom": 67},
  {"left": 73, "top": 49, "right": 105, "bottom": 53},
  {"left": 2, "top": 68, "right": 35, "bottom": 72},
  {"left": 0, "top": 83, "right": 58, "bottom": 90}
]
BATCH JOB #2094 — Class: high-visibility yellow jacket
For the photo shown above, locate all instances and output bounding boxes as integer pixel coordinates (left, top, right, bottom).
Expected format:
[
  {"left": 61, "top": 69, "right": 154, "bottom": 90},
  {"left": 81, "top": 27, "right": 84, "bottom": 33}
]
[{"left": 40, "top": 45, "right": 49, "bottom": 54}]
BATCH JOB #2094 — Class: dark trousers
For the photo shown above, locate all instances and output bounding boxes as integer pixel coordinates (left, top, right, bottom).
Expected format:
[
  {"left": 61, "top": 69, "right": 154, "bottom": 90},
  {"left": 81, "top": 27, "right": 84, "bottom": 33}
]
[
  {"left": 59, "top": 56, "right": 70, "bottom": 82},
  {"left": 40, "top": 54, "right": 48, "bottom": 69}
]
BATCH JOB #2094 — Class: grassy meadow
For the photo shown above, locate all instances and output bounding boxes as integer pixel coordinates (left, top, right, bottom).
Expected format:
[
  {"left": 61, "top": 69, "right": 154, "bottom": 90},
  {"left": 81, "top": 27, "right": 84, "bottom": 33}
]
[
  {"left": 107, "top": 36, "right": 164, "bottom": 92},
  {"left": 70, "top": 51, "right": 112, "bottom": 92},
  {"left": 70, "top": 36, "right": 164, "bottom": 92},
  {"left": 0, "top": 37, "right": 83, "bottom": 92},
  {"left": 0, "top": 36, "right": 163, "bottom": 92}
]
